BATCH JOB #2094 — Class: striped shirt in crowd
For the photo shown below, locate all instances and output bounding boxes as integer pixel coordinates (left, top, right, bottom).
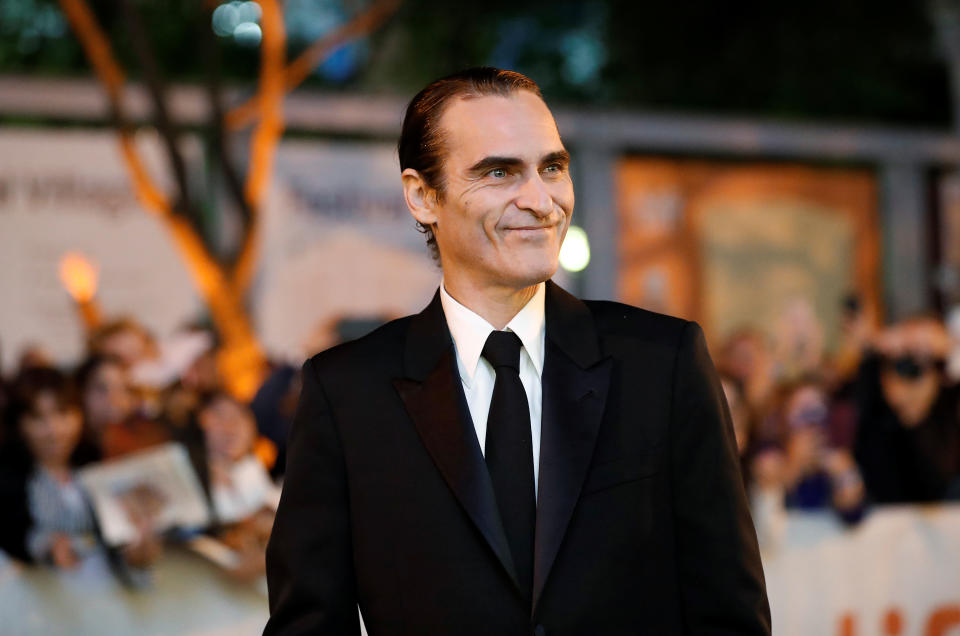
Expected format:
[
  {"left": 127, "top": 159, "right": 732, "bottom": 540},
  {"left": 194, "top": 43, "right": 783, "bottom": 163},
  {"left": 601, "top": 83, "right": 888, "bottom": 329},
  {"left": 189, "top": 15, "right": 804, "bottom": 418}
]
[{"left": 25, "top": 467, "right": 97, "bottom": 562}]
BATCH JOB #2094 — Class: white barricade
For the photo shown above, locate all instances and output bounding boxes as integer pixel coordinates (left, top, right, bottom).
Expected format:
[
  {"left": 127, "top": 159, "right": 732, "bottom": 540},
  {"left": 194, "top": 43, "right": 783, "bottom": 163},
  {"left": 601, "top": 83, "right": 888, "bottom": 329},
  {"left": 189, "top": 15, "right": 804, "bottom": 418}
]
[
  {"left": 762, "top": 505, "right": 960, "bottom": 636},
  {"left": 2, "top": 505, "right": 958, "bottom": 635}
]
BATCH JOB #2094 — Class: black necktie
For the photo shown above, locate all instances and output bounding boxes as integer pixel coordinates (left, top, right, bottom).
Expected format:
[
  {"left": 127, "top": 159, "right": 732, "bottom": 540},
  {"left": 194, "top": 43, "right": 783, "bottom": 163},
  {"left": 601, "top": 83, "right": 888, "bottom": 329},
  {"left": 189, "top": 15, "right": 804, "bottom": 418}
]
[{"left": 481, "top": 330, "right": 536, "bottom": 599}]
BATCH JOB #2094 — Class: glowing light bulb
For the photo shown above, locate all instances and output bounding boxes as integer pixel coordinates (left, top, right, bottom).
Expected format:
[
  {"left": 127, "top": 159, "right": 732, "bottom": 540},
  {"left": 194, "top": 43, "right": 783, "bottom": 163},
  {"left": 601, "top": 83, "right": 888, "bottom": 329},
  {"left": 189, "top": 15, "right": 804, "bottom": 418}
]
[
  {"left": 59, "top": 252, "right": 99, "bottom": 302},
  {"left": 559, "top": 225, "right": 590, "bottom": 272},
  {"left": 211, "top": 4, "right": 239, "bottom": 36},
  {"left": 233, "top": 21, "right": 262, "bottom": 46}
]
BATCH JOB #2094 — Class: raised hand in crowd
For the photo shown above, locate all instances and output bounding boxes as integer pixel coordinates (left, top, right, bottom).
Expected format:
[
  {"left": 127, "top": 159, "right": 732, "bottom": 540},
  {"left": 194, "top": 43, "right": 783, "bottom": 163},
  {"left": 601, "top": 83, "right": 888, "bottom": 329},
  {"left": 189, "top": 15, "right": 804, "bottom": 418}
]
[{"left": 48, "top": 532, "right": 80, "bottom": 569}]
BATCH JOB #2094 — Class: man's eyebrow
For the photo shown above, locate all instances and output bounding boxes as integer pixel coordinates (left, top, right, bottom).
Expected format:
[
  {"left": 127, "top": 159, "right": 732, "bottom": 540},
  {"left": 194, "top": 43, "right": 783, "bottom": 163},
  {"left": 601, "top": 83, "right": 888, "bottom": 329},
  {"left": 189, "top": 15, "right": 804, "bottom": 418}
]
[
  {"left": 466, "top": 156, "right": 524, "bottom": 175},
  {"left": 466, "top": 150, "right": 571, "bottom": 176},
  {"left": 541, "top": 150, "right": 571, "bottom": 166}
]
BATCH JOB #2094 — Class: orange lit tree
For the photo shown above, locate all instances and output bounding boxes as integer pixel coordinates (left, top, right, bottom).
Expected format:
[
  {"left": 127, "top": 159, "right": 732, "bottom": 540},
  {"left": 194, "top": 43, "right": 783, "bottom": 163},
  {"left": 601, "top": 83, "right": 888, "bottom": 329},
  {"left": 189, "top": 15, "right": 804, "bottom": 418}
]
[{"left": 58, "top": 0, "right": 401, "bottom": 399}]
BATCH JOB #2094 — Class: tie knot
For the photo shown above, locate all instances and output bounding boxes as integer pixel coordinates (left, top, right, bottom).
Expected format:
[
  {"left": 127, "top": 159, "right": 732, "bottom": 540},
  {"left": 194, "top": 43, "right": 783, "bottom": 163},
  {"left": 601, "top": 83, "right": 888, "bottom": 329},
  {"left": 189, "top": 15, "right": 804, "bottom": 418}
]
[{"left": 482, "top": 330, "right": 523, "bottom": 371}]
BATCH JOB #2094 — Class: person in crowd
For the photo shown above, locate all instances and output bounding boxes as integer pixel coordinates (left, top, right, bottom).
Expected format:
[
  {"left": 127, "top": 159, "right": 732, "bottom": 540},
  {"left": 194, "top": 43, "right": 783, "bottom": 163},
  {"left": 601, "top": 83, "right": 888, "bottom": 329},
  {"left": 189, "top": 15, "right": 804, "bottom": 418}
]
[
  {"left": 189, "top": 391, "right": 278, "bottom": 581},
  {"left": 719, "top": 367, "right": 754, "bottom": 458},
  {"left": 250, "top": 317, "right": 343, "bottom": 480},
  {"left": 251, "top": 317, "right": 386, "bottom": 479},
  {"left": 16, "top": 344, "right": 54, "bottom": 375},
  {"left": 75, "top": 354, "right": 169, "bottom": 459},
  {"left": 155, "top": 326, "right": 222, "bottom": 434},
  {"left": 773, "top": 378, "right": 865, "bottom": 522},
  {"left": 854, "top": 316, "right": 960, "bottom": 503},
  {"left": 250, "top": 362, "right": 300, "bottom": 479},
  {"left": 180, "top": 329, "right": 221, "bottom": 396},
  {"left": 87, "top": 317, "right": 156, "bottom": 369},
  {"left": 816, "top": 293, "right": 876, "bottom": 453},
  {"left": 0, "top": 366, "right": 160, "bottom": 571},
  {"left": 830, "top": 293, "right": 876, "bottom": 391},
  {"left": 771, "top": 296, "right": 826, "bottom": 381},
  {"left": 739, "top": 376, "right": 865, "bottom": 555},
  {"left": 718, "top": 366, "right": 758, "bottom": 496},
  {"left": 720, "top": 327, "right": 778, "bottom": 419}
]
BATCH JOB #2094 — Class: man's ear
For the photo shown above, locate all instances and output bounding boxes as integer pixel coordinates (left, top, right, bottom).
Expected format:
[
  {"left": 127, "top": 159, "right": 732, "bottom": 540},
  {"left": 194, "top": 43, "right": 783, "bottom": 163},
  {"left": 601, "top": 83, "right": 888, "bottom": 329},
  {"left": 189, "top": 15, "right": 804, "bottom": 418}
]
[{"left": 402, "top": 168, "right": 439, "bottom": 228}]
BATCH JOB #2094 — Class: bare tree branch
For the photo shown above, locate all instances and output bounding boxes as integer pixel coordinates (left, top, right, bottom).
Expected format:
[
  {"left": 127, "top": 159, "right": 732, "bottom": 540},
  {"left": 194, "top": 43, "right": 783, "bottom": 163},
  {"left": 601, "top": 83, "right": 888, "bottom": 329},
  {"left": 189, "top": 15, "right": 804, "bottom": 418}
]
[
  {"left": 225, "top": 0, "right": 403, "bottom": 131},
  {"left": 117, "top": 0, "right": 196, "bottom": 221},
  {"left": 58, "top": 0, "right": 169, "bottom": 214},
  {"left": 58, "top": 0, "right": 404, "bottom": 395},
  {"left": 58, "top": 0, "right": 268, "bottom": 399},
  {"left": 230, "top": 0, "right": 286, "bottom": 294}
]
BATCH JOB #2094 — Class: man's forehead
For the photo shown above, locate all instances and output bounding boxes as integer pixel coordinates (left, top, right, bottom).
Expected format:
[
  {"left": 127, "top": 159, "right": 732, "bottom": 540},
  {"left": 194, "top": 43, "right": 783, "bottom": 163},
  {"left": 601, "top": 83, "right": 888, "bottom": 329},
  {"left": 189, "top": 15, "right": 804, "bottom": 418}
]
[{"left": 439, "top": 92, "right": 564, "bottom": 163}]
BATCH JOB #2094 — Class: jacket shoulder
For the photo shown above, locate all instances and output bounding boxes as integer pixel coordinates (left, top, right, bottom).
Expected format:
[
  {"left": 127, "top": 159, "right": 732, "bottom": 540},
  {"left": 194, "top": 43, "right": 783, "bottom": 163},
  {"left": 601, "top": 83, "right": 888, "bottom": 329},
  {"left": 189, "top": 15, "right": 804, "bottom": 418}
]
[
  {"left": 306, "top": 315, "right": 412, "bottom": 380},
  {"left": 583, "top": 298, "right": 691, "bottom": 345}
]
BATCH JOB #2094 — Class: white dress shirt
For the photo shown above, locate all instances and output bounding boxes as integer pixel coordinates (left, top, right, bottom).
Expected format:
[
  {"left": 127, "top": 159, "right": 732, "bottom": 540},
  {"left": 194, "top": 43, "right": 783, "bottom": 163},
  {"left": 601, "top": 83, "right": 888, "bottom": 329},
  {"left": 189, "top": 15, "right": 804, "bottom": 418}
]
[{"left": 439, "top": 281, "right": 545, "bottom": 496}]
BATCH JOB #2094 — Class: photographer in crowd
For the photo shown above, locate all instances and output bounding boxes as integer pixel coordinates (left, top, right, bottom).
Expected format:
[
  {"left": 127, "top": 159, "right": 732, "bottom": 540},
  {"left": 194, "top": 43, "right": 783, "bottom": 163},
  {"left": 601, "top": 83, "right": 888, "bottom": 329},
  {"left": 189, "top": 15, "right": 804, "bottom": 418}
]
[{"left": 854, "top": 316, "right": 960, "bottom": 503}]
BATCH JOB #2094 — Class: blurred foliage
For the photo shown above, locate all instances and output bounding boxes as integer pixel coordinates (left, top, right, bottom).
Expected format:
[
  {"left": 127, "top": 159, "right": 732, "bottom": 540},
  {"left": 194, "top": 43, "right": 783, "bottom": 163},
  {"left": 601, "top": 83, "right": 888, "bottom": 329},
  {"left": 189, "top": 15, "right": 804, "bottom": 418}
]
[{"left": 0, "top": 0, "right": 952, "bottom": 126}]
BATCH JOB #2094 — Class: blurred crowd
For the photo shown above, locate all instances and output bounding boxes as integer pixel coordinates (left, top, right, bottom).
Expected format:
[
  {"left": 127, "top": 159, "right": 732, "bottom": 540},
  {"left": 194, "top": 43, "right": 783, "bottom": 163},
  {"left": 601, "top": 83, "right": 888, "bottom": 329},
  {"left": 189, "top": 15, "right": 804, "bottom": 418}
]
[
  {"left": 1, "top": 293, "right": 959, "bottom": 583},
  {"left": 717, "top": 296, "right": 960, "bottom": 548},
  {"left": 0, "top": 317, "right": 304, "bottom": 585}
]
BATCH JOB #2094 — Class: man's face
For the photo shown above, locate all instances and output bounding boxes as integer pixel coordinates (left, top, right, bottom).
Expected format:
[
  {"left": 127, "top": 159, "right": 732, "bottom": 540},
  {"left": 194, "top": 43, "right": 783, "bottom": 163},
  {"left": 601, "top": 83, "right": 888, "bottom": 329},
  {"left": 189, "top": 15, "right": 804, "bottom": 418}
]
[{"left": 421, "top": 91, "right": 574, "bottom": 290}]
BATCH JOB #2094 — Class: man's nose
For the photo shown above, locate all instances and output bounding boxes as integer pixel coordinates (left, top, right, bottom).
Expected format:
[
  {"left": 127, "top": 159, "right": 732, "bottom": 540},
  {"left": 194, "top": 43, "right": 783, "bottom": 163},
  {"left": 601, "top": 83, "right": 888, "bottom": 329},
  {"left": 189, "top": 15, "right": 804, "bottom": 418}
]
[{"left": 515, "top": 173, "right": 554, "bottom": 218}]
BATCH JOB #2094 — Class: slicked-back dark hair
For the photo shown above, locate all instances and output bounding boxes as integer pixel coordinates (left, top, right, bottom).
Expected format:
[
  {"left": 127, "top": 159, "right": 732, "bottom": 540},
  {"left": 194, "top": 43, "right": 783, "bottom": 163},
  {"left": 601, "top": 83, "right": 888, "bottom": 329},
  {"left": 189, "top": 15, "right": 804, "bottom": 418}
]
[{"left": 398, "top": 67, "right": 544, "bottom": 263}]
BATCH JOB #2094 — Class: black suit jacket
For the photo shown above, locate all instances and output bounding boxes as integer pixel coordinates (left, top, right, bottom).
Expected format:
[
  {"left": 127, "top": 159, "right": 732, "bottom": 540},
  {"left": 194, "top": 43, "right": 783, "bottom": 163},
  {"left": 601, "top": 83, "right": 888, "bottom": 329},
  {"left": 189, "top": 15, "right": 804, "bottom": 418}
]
[{"left": 264, "top": 281, "right": 770, "bottom": 635}]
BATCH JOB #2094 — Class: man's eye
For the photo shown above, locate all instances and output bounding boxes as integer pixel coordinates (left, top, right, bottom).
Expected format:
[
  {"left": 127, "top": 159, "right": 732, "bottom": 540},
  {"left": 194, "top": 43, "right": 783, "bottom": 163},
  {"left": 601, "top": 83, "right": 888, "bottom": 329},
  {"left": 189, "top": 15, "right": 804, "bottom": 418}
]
[
  {"left": 488, "top": 168, "right": 507, "bottom": 178},
  {"left": 544, "top": 164, "right": 563, "bottom": 174}
]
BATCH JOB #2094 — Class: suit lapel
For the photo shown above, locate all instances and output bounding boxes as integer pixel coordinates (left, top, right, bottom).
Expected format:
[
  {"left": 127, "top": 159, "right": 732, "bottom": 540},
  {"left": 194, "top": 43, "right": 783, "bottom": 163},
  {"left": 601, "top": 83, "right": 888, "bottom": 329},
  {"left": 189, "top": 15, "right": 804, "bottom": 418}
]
[
  {"left": 392, "top": 291, "right": 521, "bottom": 593},
  {"left": 533, "top": 281, "right": 612, "bottom": 613}
]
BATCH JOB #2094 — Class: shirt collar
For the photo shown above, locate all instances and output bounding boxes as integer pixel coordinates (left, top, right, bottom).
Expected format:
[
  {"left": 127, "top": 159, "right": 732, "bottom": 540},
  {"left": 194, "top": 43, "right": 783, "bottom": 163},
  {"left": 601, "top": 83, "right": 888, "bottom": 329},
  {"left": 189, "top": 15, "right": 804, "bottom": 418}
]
[{"left": 439, "top": 280, "right": 546, "bottom": 387}]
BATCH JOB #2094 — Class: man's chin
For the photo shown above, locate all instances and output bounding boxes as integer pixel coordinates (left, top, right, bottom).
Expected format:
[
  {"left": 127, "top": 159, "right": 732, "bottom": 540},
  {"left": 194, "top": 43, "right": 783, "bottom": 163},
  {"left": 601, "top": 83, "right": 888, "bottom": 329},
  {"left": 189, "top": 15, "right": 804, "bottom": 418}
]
[{"left": 501, "top": 259, "right": 559, "bottom": 289}]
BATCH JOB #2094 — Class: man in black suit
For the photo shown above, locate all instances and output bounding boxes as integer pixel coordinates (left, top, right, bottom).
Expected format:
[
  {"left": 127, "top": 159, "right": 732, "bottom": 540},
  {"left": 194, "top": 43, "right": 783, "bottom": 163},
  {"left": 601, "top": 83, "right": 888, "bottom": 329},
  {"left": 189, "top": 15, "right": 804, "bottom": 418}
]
[{"left": 264, "top": 67, "right": 771, "bottom": 635}]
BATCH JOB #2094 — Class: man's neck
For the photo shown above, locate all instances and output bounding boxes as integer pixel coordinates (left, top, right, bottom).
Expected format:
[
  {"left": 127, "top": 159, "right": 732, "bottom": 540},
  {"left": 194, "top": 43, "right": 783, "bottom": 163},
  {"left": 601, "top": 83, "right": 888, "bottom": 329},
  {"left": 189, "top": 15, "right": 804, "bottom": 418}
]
[{"left": 442, "top": 274, "right": 541, "bottom": 330}]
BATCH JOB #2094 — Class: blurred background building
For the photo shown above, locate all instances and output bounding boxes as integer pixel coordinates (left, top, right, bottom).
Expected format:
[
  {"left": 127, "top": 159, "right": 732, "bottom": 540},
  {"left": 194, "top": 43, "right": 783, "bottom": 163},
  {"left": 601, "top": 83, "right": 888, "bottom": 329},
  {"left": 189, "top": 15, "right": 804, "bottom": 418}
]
[{"left": 1, "top": 1, "right": 959, "bottom": 634}]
